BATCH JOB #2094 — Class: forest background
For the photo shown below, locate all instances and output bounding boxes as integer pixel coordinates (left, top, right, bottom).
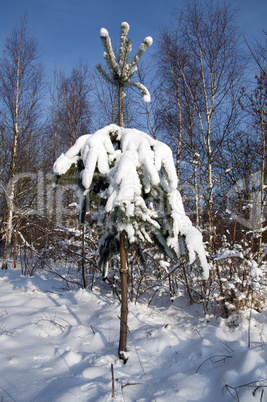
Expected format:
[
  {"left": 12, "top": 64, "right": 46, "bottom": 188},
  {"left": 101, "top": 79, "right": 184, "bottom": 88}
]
[{"left": 0, "top": 0, "right": 266, "bottom": 317}]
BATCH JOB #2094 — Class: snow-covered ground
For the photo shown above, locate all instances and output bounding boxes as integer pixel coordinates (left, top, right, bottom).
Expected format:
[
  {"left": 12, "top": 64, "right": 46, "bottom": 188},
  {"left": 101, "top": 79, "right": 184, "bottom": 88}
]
[{"left": 0, "top": 268, "right": 266, "bottom": 402}]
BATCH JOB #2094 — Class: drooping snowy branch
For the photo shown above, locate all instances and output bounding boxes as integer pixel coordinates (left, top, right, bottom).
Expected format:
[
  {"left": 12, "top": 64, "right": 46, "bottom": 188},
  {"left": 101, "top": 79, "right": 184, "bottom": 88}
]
[
  {"left": 130, "top": 82, "right": 151, "bottom": 103},
  {"left": 53, "top": 134, "right": 91, "bottom": 175},
  {"left": 53, "top": 124, "right": 209, "bottom": 279}
]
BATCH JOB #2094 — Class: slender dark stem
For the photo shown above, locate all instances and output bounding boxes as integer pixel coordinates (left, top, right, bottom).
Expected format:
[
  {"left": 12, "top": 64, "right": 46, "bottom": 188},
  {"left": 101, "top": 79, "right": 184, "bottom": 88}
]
[{"left": 118, "top": 230, "right": 128, "bottom": 362}]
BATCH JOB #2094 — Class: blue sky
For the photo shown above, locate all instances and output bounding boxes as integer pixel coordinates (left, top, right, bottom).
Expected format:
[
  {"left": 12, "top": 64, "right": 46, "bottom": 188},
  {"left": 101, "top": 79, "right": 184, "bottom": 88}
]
[{"left": 0, "top": 0, "right": 266, "bottom": 77}]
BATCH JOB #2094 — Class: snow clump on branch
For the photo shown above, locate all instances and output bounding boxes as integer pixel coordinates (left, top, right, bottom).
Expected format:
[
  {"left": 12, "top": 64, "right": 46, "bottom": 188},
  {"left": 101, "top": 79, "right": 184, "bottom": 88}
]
[{"left": 53, "top": 125, "right": 209, "bottom": 279}]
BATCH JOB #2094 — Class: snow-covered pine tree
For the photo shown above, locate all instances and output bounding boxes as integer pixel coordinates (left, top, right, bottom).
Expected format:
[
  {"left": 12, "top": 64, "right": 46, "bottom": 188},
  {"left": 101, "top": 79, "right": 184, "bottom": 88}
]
[
  {"left": 54, "top": 23, "right": 208, "bottom": 362},
  {"left": 95, "top": 22, "right": 153, "bottom": 360},
  {"left": 53, "top": 125, "right": 210, "bottom": 358}
]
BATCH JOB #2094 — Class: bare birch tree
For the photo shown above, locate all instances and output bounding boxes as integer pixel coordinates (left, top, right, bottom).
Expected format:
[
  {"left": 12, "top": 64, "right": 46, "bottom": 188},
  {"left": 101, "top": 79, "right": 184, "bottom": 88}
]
[
  {"left": 156, "top": 0, "right": 244, "bottom": 253},
  {"left": 239, "top": 72, "right": 267, "bottom": 261},
  {"left": 59, "top": 63, "right": 92, "bottom": 148},
  {"left": 0, "top": 15, "right": 44, "bottom": 269}
]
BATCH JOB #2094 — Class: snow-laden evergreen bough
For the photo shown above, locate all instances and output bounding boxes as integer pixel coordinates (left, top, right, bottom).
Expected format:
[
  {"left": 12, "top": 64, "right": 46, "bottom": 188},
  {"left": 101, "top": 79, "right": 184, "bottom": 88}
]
[
  {"left": 97, "top": 22, "right": 152, "bottom": 105},
  {"left": 53, "top": 124, "right": 209, "bottom": 279}
]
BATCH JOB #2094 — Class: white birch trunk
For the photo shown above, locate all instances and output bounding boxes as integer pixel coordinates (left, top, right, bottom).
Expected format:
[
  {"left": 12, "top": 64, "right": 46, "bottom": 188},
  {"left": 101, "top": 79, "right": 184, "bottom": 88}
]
[
  {"left": 258, "top": 105, "right": 266, "bottom": 261},
  {"left": 2, "top": 42, "right": 21, "bottom": 269}
]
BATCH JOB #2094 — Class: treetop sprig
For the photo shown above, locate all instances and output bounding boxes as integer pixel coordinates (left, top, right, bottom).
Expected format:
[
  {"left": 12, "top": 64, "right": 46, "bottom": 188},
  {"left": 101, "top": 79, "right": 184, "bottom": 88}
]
[{"left": 98, "top": 21, "right": 153, "bottom": 103}]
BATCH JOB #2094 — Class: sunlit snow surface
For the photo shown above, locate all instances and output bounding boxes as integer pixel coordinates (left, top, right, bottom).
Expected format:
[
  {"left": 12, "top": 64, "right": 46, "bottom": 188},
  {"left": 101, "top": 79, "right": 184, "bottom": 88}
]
[{"left": 0, "top": 269, "right": 266, "bottom": 401}]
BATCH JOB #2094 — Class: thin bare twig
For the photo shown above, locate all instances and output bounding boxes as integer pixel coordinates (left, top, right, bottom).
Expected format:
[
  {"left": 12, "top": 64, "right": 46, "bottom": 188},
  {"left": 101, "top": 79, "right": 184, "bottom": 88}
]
[
  {"left": 225, "top": 379, "right": 267, "bottom": 402},
  {"left": 127, "top": 327, "right": 157, "bottom": 401},
  {"left": 111, "top": 364, "right": 115, "bottom": 398},
  {"left": 0, "top": 385, "right": 16, "bottom": 401},
  {"left": 196, "top": 354, "right": 232, "bottom": 373}
]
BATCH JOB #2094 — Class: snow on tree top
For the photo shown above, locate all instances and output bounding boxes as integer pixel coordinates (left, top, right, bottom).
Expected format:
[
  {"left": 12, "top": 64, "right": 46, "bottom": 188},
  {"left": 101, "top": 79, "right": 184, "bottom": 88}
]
[
  {"left": 97, "top": 22, "right": 153, "bottom": 106},
  {"left": 144, "top": 36, "right": 153, "bottom": 46},
  {"left": 53, "top": 124, "right": 209, "bottom": 279},
  {"left": 121, "top": 22, "right": 130, "bottom": 30},
  {"left": 100, "top": 28, "right": 108, "bottom": 38}
]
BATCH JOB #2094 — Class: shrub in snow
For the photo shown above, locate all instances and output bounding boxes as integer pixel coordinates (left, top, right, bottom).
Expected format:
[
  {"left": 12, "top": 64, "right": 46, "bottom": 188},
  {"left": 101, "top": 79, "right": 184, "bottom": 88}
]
[
  {"left": 213, "top": 239, "right": 266, "bottom": 314},
  {"left": 53, "top": 124, "right": 209, "bottom": 280}
]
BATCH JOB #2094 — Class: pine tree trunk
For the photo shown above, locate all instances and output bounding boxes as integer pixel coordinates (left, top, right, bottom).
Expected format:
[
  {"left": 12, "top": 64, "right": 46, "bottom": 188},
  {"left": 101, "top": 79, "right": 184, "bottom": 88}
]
[
  {"left": 118, "top": 82, "right": 123, "bottom": 127},
  {"left": 118, "top": 231, "right": 128, "bottom": 362},
  {"left": 81, "top": 223, "right": 86, "bottom": 289}
]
